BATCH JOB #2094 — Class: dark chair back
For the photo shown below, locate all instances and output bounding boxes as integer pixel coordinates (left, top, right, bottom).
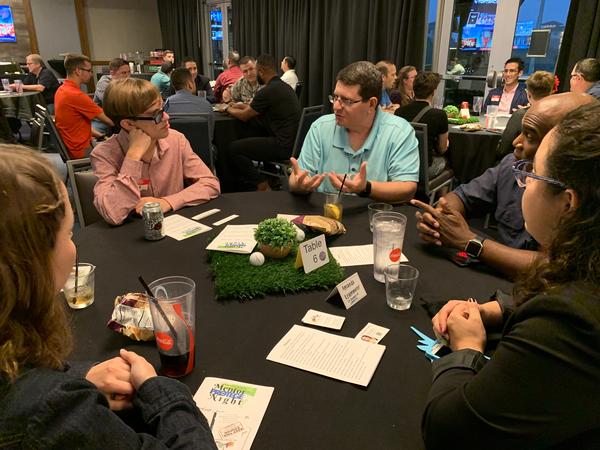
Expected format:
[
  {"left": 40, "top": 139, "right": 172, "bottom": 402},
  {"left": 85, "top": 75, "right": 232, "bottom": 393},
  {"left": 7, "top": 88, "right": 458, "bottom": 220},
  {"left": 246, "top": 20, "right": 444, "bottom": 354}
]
[
  {"left": 295, "top": 81, "right": 303, "bottom": 99},
  {"left": 168, "top": 113, "right": 214, "bottom": 172},
  {"left": 66, "top": 158, "right": 102, "bottom": 227},
  {"left": 292, "top": 105, "right": 324, "bottom": 159},
  {"left": 37, "top": 104, "right": 70, "bottom": 162},
  {"left": 29, "top": 115, "right": 45, "bottom": 150}
]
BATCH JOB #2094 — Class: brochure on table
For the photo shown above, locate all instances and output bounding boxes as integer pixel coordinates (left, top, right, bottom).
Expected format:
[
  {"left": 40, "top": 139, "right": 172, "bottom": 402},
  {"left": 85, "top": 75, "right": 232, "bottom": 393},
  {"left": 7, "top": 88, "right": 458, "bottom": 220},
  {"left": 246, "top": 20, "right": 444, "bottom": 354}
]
[
  {"left": 267, "top": 325, "right": 386, "bottom": 387},
  {"left": 206, "top": 224, "right": 258, "bottom": 254},
  {"left": 193, "top": 377, "right": 274, "bottom": 450}
]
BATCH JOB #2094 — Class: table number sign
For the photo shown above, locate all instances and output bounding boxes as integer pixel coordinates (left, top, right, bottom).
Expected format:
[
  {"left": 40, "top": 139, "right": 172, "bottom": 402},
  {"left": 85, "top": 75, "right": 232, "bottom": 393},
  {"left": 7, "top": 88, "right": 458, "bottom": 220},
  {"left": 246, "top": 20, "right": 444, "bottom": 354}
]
[{"left": 296, "top": 234, "right": 329, "bottom": 274}]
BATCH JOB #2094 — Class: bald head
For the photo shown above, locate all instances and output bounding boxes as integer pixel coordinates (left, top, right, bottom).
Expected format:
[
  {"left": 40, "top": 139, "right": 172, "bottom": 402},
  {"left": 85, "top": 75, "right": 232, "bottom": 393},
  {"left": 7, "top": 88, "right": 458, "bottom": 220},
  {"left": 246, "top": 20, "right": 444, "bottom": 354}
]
[{"left": 513, "top": 92, "right": 595, "bottom": 160}]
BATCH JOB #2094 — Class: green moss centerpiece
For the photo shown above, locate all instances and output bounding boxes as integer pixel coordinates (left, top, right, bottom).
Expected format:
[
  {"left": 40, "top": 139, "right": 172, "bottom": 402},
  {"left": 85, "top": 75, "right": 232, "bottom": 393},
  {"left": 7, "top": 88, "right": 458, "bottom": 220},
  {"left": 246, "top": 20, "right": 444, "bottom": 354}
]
[{"left": 254, "top": 218, "right": 297, "bottom": 259}]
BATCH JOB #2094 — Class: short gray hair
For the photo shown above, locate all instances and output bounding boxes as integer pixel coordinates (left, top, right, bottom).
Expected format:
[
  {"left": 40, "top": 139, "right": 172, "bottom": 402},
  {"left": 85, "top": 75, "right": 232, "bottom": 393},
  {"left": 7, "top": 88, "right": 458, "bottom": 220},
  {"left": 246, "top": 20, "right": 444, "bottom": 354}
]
[
  {"left": 336, "top": 61, "right": 382, "bottom": 103},
  {"left": 574, "top": 58, "right": 600, "bottom": 82},
  {"left": 27, "top": 54, "right": 43, "bottom": 66}
]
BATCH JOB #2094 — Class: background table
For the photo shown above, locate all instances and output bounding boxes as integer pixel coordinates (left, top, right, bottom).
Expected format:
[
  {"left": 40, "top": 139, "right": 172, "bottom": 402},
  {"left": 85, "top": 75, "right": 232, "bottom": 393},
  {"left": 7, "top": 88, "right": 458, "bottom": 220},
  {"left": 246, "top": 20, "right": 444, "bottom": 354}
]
[
  {"left": 70, "top": 191, "right": 510, "bottom": 450},
  {"left": 0, "top": 91, "right": 44, "bottom": 120},
  {"left": 448, "top": 126, "right": 502, "bottom": 185}
]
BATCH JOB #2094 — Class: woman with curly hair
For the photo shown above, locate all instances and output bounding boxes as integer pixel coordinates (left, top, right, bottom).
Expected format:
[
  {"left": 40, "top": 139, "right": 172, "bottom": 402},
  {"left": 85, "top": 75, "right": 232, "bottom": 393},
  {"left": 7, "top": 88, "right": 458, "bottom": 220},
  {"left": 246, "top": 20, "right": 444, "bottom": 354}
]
[
  {"left": 423, "top": 102, "right": 600, "bottom": 449},
  {"left": 0, "top": 146, "right": 216, "bottom": 449}
]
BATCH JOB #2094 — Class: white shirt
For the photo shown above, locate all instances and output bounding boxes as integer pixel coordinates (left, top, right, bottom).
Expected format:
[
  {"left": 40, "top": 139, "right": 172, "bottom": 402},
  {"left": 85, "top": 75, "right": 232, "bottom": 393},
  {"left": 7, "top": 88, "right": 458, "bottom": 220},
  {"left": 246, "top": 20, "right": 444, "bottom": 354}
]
[{"left": 281, "top": 69, "right": 299, "bottom": 91}]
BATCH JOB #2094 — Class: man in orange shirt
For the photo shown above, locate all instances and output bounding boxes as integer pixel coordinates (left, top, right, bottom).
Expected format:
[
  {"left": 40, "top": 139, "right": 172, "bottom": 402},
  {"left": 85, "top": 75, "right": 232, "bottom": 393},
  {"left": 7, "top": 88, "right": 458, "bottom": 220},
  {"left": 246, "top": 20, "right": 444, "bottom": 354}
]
[{"left": 55, "top": 54, "right": 113, "bottom": 159}]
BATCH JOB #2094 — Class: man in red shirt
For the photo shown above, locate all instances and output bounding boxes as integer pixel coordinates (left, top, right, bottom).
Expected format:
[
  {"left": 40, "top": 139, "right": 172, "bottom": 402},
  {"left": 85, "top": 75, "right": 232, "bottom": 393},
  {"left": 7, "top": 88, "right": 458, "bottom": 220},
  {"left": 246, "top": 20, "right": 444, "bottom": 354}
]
[
  {"left": 55, "top": 54, "right": 113, "bottom": 159},
  {"left": 213, "top": 51, "right": 242, "bottom": 103}
]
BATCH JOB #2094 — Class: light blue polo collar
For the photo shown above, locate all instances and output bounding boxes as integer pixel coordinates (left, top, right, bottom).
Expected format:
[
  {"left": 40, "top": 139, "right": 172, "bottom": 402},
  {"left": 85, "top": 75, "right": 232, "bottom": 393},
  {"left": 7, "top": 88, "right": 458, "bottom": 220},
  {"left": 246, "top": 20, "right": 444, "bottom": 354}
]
[{"left": 332, "top": 108, "right": 384, "bottom": 156}]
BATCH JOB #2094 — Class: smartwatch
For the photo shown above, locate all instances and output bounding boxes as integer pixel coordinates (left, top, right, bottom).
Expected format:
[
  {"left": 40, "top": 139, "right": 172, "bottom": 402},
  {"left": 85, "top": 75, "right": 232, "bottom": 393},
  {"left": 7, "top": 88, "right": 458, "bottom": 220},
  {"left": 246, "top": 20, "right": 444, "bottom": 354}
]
[
  {"left": 358, "top": 180, "right": 372, "bottom": 198},
  {"left": 465, "top": 236, "right": 486, "bottom": 259}
]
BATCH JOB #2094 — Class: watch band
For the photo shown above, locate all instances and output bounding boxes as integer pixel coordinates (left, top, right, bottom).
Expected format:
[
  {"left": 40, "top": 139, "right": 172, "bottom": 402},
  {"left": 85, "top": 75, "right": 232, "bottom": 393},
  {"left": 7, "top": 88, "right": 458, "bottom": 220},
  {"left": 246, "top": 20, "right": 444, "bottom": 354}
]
[{"left": 358, "top": 180, "right": 372, "bottom": 198}]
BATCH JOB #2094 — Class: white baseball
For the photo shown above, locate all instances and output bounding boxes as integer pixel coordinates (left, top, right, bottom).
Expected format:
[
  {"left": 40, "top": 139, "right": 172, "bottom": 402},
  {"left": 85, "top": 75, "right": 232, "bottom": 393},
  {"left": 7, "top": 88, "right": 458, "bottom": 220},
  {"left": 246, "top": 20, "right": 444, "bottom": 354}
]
[
  {"left": 249, "top": 252, "right": 265, "bottom": 266},
  {"left": 296, "top": 228, "right": 305, "bottom": 242}
]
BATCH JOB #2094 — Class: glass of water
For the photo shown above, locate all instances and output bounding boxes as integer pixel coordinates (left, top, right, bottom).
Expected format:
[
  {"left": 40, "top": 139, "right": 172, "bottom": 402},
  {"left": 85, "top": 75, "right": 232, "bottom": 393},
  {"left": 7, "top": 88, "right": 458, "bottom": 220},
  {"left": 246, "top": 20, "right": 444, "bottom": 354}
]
[
  {"left": 372, "top": 212, "right": 407, "bottom": 282},
  {"left": 384, "top": 264, "right": 419, "bottom": 310}
]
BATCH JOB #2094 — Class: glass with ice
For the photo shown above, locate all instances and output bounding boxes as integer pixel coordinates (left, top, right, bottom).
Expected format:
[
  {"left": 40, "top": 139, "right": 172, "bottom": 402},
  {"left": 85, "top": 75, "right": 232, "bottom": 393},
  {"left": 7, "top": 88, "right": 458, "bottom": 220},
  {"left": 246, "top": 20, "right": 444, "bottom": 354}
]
[
  {"left": 372, "top": 212, "right": 407, "bottom": 282},
  {"left": 64, "top": 263, "right": 95, "bottom": 309}
]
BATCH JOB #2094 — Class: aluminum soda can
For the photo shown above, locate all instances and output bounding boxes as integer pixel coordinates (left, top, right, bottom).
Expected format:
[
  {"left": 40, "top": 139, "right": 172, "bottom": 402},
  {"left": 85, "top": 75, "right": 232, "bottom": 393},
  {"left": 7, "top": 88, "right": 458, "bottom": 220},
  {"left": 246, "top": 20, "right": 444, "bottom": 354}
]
[{"left": 142, "top": 202, "right": 165, "bottom": 240}]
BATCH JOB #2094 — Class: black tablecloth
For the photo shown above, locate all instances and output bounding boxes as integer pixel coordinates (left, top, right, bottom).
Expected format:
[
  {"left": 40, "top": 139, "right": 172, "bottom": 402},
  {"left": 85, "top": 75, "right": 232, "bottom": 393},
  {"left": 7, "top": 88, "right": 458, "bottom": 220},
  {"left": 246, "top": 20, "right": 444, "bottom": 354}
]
[
  {"left": 0, "top": 91, "right": 43, "bottom": 120},
  {"left": 70, "top": 191, "right": 510, "bottom": 450},
  {"left": 448, "top": 127, "right": 502, "bottom": 185}
]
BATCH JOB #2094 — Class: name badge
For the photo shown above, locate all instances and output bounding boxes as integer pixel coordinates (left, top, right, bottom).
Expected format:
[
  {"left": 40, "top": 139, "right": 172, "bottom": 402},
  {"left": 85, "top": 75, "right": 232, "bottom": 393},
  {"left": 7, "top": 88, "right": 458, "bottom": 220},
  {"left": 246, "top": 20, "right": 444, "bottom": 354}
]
[
  {"left": 138, "top": 178, "right": 150, "bottom": 192},
  {"left": 491, "top": 95, "right": 501, "bottom": 102}
]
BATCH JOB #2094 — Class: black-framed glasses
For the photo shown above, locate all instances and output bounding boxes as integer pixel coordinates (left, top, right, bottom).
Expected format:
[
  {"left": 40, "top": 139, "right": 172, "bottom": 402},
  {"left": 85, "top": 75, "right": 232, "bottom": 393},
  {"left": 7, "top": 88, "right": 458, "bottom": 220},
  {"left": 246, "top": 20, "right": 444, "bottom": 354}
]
[
  {"left": 328, "top": 94, "right": 363, "bottom": 107},
  {"left": 125, "top": 108, "right": 165, "bottom": 124},
  {"left": 512, "top": 159, "right": 567, "bottom": 189},
  {"left": 78, "top": 67, "right": 93, "bottom": 73}
]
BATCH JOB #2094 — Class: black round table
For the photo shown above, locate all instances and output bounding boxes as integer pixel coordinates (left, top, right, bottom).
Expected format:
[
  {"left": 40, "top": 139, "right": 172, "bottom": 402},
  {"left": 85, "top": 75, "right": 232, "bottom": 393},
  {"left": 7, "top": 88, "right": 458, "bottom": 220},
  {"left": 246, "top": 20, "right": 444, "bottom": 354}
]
[
  {"left": 448, "top": 126, "right": 502, "bottom": 184},
  {"left": 70, "top": 191, "right": 510, "bottom": 450}
]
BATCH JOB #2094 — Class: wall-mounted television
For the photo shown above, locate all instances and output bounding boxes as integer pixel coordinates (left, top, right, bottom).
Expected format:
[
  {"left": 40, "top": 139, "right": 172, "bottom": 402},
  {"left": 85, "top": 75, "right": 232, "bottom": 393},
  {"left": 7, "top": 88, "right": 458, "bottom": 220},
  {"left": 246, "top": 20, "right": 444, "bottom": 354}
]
[
  {"left": 460, "top": 0, "right": 497, "bottom": 52},
  {"left": 0, "top": 6, "right": 16, "bottom": 43}
]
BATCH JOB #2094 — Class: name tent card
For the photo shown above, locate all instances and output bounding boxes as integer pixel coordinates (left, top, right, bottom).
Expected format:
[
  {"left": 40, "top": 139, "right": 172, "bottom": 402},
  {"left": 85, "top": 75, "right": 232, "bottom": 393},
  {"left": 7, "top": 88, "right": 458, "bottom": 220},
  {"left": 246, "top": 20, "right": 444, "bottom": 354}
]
[
  {"left": 297, "top": 234, "right": 329, "bottom": 274},
  {"left": 325, "top": 272, "right": 367, "bottom": 309}
]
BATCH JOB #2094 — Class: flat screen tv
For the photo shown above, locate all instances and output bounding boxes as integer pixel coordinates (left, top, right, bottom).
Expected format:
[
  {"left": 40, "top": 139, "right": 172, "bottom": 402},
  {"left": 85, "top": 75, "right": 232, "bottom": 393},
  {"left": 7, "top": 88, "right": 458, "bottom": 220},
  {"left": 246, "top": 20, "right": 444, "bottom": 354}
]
[{"left": 0, "top": 6, "right": 16, "bottom": 43}]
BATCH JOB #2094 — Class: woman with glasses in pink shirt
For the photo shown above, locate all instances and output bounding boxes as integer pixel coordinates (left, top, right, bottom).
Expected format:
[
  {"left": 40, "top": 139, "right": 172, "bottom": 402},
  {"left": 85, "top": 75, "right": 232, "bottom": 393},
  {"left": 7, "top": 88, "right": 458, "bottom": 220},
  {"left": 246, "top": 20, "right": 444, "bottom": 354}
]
[{"left": 91, "top": 78, "right": 220, "bottom": 225}]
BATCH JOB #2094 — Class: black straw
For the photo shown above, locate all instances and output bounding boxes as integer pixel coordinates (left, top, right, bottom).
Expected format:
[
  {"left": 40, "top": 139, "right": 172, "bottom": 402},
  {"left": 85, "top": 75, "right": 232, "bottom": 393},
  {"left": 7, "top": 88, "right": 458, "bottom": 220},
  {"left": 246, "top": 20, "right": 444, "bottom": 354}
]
[
  {"left": 74, "top": 246, "right": 79, "bottom": 294},
  {"left": 138, "top": 275, "right": 178, "bottom": 341},
  {"left": 337, "top": 173, "right": 347, "bottom": 201}
]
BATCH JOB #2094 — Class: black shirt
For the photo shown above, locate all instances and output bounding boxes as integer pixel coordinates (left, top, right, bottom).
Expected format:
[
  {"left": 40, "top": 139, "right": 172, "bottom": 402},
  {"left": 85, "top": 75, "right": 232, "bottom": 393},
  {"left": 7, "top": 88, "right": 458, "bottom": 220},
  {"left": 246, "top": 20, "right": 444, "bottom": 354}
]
[
  {"left": 250, "top": 76, "right": 301, "bottom": 149},
  {"left": 395, "top": 100, "right": 448, "bottom": 166},
  {"left": 23, "top": 67, "right": 60, "bottom": 105},
  {"left": 194, "top": 74, "right": 216, "bottom": 104}
]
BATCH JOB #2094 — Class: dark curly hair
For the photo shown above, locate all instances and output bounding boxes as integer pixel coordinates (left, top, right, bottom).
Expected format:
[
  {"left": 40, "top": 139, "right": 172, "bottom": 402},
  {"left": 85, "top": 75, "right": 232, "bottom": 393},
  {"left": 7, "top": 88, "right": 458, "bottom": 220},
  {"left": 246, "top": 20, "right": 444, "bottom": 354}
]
[{"left": 514, "top": 102, "right": 600, "bottom": 304}]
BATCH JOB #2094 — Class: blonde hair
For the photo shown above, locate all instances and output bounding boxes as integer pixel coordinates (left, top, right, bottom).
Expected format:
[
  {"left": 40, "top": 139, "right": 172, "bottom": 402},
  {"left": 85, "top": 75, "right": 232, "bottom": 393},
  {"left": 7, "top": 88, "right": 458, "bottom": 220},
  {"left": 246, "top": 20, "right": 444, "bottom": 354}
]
[
  {"left": 0, "top": 145, "right": 72, "bottom": 380},
  {"left": 526, "top": 71, "right": 555, "bottom": 100},
  {"left": 103, "top": 78, "right": 161, "bottom": 124}
]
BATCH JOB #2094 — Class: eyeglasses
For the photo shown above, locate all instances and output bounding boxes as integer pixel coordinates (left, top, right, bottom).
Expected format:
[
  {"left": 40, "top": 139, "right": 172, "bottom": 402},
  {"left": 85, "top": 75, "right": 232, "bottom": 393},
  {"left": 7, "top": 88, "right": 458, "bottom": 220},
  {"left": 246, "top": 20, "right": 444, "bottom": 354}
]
[
  {"left": 78, "top": 67, "right": 93, "bottom": 73},
  {"left": 503, "top": 69, "right": 519, "bottom": 74},
  {"left": 512, "top": 159, "right": 567, "bottom": 189},
  {"left": 125, "top": 108, "right": 165, "bottom": 124},
  {"left": 328, "top": 94, "right": 363, "bottom": 107}
]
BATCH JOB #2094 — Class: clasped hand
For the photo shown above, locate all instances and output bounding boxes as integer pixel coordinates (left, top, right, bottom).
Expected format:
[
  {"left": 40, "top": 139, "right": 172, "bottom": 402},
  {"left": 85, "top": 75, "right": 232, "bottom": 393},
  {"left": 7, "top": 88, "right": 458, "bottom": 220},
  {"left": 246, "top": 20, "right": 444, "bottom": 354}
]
[
  {"left": 411, "top": 197, "right": 475, "bottom": 249},
  {"left": 85, "top": 349, "right": 157, "bottom": 410},
  {"left": 290, "top": 158, "right": 368, "bottom": 194}
]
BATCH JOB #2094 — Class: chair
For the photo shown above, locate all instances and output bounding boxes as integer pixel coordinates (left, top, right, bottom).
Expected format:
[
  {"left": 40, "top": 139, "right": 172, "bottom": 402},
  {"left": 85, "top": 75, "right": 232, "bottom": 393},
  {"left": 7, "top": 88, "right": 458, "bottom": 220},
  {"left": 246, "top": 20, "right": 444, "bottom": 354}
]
[
  {"left": 168, "top": 112, "right": 214, "bottom": 172},
  {"left": 66, "top": 158, "right": 102, "bottom": 228},
  {"left": 295, "top": 81, "right": 303, "bottom": 99},
  {"left": 36, "top": 104, "right": 71, "bottom": 163},
  {"left": 258, "top": 104, "right": 324, "bottom": 180},
  {"left": 29, "top": 115, "right": 45, "bottom": 150},
  {"left": 410, "top": 122, "right": 454, "bottom": 205}
]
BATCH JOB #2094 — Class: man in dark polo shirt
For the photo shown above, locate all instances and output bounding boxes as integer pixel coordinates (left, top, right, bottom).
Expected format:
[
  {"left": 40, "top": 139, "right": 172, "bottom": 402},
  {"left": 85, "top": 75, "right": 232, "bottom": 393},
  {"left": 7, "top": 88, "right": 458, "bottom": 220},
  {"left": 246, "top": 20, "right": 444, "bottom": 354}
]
[
  {"left": 20, "top": 54, "right": 60, "bottom": 109},
  {"left": 224, "top": 54, "right": 301, "bottom": 191}
]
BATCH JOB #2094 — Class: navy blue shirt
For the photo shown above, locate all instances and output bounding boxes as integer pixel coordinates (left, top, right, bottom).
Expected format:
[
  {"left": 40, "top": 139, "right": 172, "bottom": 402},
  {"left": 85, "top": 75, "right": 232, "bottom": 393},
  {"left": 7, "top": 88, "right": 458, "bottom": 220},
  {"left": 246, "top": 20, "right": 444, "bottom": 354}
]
[{"left": 453, "top": 153, "right": 535, "bottom": 249}]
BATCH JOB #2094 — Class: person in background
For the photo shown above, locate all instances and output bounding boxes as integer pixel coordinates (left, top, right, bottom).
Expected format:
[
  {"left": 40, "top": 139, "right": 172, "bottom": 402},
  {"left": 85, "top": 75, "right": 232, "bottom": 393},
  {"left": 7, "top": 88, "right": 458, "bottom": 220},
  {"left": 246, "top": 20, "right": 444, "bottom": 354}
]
[
  {"left": 447, "top": 58, "right": 465, "bottom": 75},
  {"left": 483, "top": 58, "right": 528, "bottom": 114},
  {"left": 422, "top": 102, "right": 600, "bottom": 449},
  {"left": 94, "top": 58, "right": 131, "bottom": 107},
  {"left": 395, "top": 71, "right": 448, "bottom": 178},
  {"left": 0, "top": 145, "right": 218, "bottom": 449},
  {"left": 91, "top": 78, "right": 219, "bottom": 226},
  {"left": 230, "top": 56, "right": 262, "bottom": 104},
  {"left": 54, "top": 53, "right": 114, "bottom": 159},
  {"left": 19, "top": 54, "right": 60, "bottom": 109},
  {"left": 280, "top": 55, "right": 298, "bottom": 91},
  {"left": 375, "top": 60, "right": 400, "bottom": 113},
  {"left": 289, "top": 61, "right": 419, "bottom": 203},
  {"left": 162, "top": 50, "right": 175, "bottom": 64},
  {"left": 411, "top": 92, "right": 595, "bottom": 279},
  {"left": 390, "top": 65, "right": 417, "bottom": 107},
  {"left": 498, "top": 70, "right": 554, "bottom": 158},
  {"left": 181, "top": 57, "right": 216, "bottom": 103},
  {"left": 165, "top": 68, "right": 214, "bottom": 140},
  {"left": 224, "top": 54, "right": 300, "bottom": 192},
  {"left": 150, "top": 62, "right": 174, "bottom": 100},
  {"left": 569, "top": 57, "right": 600, "bottom": 99},
  {"left": 214, "top": 51, "right": 242, "bottom": 103}
]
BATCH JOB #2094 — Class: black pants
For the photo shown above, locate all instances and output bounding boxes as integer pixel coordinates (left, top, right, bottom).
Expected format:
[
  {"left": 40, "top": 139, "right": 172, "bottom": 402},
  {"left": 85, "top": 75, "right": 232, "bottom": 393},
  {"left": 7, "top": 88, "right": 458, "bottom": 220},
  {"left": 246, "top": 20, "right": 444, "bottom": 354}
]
[{"left": 222, "top": 136, "right": 290, "bottom": 191}]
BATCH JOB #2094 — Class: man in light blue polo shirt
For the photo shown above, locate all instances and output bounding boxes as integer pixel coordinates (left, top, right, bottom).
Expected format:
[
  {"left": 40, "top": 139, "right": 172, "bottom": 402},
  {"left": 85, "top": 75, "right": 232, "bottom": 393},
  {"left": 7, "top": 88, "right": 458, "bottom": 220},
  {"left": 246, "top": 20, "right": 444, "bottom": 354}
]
[{"left": 289, "top": 61, "right": 419, "bottom": 203}]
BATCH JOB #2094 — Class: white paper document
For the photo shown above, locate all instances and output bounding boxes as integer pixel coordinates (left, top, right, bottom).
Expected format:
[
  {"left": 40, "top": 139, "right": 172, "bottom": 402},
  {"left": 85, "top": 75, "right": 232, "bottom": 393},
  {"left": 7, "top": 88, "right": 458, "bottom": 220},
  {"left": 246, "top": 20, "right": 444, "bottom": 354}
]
[
  {"left": 206, "top": 224, "right": 257, "bottom": 254},
  {"left": 301, "top": 309, "right": 345, "bottom": 330},
  {"left": 267, "top": 325, "right": 386, "bottom": 386},
  {"left": 194, "top": 377, "right": 274, "bottom": 450},
  {"left": 163, "top": 214, "right": 212, "bottom": 241},
  {"left": 330, "top": 244, "right": 408, "bottom": 266}
]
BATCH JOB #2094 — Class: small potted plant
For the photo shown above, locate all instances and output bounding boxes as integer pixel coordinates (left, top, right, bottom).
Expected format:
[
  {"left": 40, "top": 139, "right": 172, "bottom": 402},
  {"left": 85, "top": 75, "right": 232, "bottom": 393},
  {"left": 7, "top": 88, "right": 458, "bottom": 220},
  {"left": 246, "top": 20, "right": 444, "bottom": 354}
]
[{"left": 254, "top": 218, "right": 297, "bottom": 259}]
